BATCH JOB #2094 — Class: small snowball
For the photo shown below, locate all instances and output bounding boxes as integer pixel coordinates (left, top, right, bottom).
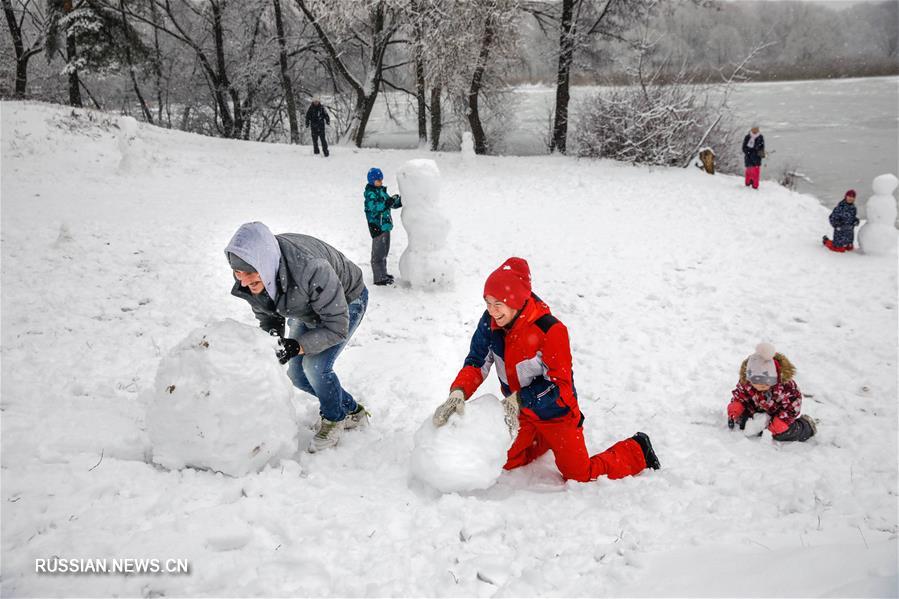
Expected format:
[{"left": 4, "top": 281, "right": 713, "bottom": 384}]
[{"left": 743, "top": 413, "right": 771, "bottom": 438}]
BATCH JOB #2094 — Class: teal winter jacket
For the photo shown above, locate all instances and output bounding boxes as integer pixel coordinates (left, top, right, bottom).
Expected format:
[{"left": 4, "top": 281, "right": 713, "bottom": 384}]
[{"left": 364, "top": 184, "right": 402, "bottom": 238}]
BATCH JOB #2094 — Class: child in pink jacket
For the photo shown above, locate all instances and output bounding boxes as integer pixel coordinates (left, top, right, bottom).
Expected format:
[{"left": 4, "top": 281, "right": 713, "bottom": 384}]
[{"left": 727, "top": 343, "right": 816, "bottom": 442}]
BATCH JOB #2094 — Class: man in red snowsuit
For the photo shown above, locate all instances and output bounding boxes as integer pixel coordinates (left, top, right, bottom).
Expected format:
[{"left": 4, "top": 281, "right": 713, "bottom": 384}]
[{"left": 432, "top": 257, "right": 660, "bottom": 482}]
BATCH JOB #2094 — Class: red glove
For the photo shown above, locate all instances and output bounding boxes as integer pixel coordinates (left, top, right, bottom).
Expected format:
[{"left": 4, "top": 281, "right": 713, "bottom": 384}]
[
  {"left": 727, "top": 401, "right": 745, "bottom": 420},
  {"left": 768, "top": 417, "right": 790, "bottom": 436}
]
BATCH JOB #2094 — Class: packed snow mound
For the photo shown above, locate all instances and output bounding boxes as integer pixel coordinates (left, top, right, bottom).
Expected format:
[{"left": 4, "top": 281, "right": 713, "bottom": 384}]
[
  {"left": 410, "top": 394, "right": 513, "bottom": 493},
  {"left": 146, "top": 319, "right": 298, "bottom": 476}
]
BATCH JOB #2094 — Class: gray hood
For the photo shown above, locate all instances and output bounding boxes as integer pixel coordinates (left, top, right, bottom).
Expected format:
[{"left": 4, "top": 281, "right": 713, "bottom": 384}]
[{"left": 224, "top": 222, "right": 282, "bottom": 301}]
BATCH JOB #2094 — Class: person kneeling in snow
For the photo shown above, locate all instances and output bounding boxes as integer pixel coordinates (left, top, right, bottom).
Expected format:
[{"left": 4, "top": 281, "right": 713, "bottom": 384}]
[
  {"left": 225, "top": 222, "right": 370, "bottom": 452},
  {"left": 432, "top": 257, "right": 660, "bottom": 482},
  {"left": 727, "top": 343, "right": 816, "bottom": 442},
  {"left": 363, "top": 167, "right": 402, "bottom": 286},
  {"left": 822, "top": 189, "right": 859, "bottom": 253}
]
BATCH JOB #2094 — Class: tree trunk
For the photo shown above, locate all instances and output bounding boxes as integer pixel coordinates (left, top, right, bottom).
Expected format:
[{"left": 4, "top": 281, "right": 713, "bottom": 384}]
[
  {"left": 352, "top": 89, "right": 380, "bottom": 148},
  {"left": 15, "top": 57, "right": 29, "bottom": 97},
  {"left": 550, "top": 0, "right": 576, "bottom": 154},
  {"left": 120, "top": 0, "right": 152, "bottom": 123},
  {"left": 467, "top": 14, "right": 495, "bottom": 155},
  {"left": 150, "top": 0, "right": 165, "bottom": 125},
  {"left": 3, "top": 0, "right": 28, "bottom": 97},
  {"left": 273, "top": 0, "right": 299, "bottom": 143},
  {"left": 66, "top": 35, "right": 82, "bottom": 107},
  {"left": 209, "top": 0, "right": 236, "bottom": 137},
  {"left": 414, "top": 22, "right": 427, "bottom": 146},
  {"left": 429, "top": 84, "right": 441, "bottom": 151}
]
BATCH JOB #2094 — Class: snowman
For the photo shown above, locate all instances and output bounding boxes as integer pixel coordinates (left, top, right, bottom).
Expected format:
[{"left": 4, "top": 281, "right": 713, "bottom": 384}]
[
  {"left": 117, "top": 115, "right": 143, "bottom": 173},
  {"left": 858, "top": 173, "right": 898, "bottom": 255},
  {"left": 396, "top": 159, "right": 455, "bottom": 289},
  {"left": 460, "top": 131, "right": 475, "bottom": 161}
]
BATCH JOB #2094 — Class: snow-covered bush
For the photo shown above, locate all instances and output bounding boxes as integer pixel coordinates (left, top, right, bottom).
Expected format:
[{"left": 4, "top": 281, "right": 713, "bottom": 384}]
[
  {"left": 146, "top": 319, "right": 298, "bottom": 477},
  {"left": 573, "top": 82, "right": 738, "bottom": 170},
  {"left": 572, "top": 36, "right": 761, "bottom": 171}
]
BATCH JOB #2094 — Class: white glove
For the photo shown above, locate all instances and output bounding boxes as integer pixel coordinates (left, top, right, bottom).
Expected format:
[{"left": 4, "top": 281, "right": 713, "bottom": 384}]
[
  {"left": 501, "top": 392, "right": 520, "bottom": 437},
  {"left": 433, "top": 390, "right": 465, "bottom": 427}
]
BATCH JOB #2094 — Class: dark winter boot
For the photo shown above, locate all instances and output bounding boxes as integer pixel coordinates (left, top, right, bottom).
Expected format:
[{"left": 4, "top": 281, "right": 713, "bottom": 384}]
[
  {"left": 772, "top": 415, "right": 816, "bottom": 442},
  {"left": 632, "top": 432, "right": 661, "bottom": 470}
]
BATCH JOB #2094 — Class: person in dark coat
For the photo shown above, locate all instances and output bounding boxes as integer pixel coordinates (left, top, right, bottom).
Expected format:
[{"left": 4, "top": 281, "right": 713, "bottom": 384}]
[
  {"left": 741, "top": 126, "right": 765, "bottom": 189},
  {"left": 823, "top": 189, "right": 860, "bottom": 252},
  {"left": 304, "top": 97, "right": 330, "bottom": 157}
]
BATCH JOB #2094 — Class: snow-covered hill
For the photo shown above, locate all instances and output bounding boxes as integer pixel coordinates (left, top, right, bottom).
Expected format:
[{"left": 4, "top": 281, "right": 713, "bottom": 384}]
[{"left": 1, "top": 101, "right": 896, "bottom": 597}]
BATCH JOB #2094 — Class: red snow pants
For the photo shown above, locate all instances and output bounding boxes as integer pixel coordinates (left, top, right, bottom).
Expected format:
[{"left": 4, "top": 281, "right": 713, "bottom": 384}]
[
  {"left": 744, "top": 166, "right": 761, "bottom": 189},
  {"left": 503, "top": 415, "right": 647, "bottom": 482}
]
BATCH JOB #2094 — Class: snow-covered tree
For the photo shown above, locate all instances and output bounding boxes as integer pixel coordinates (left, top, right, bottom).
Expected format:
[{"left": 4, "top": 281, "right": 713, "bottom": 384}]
[
  {"left": 2, "top": 0, "right": 46, "bottom": 98},
  {"left": 294, "top": 0, "right": 403, "bottom": 147},
  {"left": 524, "top": 0, "right": 657, "bottom": 155}
]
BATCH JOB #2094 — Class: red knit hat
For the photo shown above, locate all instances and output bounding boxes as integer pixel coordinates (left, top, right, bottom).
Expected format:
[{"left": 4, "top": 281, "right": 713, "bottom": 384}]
[
  {"left": 483, "top": 257, "right": 531, "bottom": 310},
  {"left": 845, "top": 189, "right": 856, "bottom": 198}
]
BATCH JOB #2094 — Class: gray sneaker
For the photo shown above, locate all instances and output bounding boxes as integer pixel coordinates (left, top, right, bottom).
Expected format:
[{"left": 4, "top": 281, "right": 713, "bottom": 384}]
[
  {"left": 344, "top": 404, "right": 371, "bottom": 430},
  {"left": 308, "top": 417, "right": 345, "bottom": 453}
]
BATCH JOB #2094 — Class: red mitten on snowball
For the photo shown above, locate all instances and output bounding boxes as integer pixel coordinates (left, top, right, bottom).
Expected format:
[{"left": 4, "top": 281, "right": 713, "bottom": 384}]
[
  {"left": 768, "top": 417, "right": 790, "bottom": 436},
  {"left": 727, "top": 401, "right": 745, "bottom": 420}
]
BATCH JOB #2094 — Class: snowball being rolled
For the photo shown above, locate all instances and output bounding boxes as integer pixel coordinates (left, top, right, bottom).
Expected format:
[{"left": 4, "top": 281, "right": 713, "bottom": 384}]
[{"left": 411, "top": 394, "right": 513, "bottom": 493}]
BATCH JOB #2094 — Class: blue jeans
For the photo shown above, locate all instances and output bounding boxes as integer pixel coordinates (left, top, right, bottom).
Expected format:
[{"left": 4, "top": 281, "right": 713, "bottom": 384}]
[{"left": 286, "top": 288, "right": 368, "bottom": 422}]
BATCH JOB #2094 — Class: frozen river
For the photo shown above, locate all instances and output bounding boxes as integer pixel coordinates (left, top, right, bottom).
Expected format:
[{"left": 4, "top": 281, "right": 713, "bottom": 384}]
[{"left": 364, "top": 76, "right": 898, "bottom": 216}]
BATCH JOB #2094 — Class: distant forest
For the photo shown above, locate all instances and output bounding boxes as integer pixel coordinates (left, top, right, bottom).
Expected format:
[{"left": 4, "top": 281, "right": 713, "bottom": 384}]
[
  {"left": 516, "top": 0, "right": 899, "bottom": 84},
  {"left": 3, "top": 0, "right": 896, "bottom": 152}
]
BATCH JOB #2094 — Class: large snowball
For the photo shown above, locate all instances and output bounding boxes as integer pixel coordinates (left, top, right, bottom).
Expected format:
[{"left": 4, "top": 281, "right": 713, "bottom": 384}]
[
  {"left": 411, "top": 394, "right": 513, "bottom": 493},
  {"left": 858, "top": 223, "right": 897, "bottom": 255},
  {"left": 147, "top": 319, "right": 298, "bottom": 476}
]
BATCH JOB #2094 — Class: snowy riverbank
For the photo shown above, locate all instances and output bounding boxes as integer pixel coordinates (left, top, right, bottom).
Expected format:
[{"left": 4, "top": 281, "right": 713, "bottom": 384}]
[{"left": 1, "top": 101, "right": 896, "bottom": 597}]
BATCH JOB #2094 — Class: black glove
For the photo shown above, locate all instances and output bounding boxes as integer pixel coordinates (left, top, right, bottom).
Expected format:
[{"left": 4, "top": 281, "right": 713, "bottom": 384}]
[
  {"left": 854, "top": 218, "right": 860, "bottom": 226},
  {"left": 391, "top": 194, "right": 402, "bottom": 208},
  {"left": 275, "top": 337, "right": 301, "bottom": 364}
]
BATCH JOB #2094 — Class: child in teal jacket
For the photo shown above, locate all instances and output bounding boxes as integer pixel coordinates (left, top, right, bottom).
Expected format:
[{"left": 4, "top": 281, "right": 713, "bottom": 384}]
[{"left": 364, "top": 167, "right": 402, "bottom": 285}]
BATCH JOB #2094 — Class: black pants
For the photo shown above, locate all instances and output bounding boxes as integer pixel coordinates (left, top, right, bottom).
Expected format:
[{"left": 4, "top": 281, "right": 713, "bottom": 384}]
[
  {"left": 311, "top": 127, "right": 329, "bottom": 156},
  {"left": 772, "top": 415, "right": 816, "bottom": 442},
  {"left": 732, "top": 413, "right": 816, "bottom": 442}
]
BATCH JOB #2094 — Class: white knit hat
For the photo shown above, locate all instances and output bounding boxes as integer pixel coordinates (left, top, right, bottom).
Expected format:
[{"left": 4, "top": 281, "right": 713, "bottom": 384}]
[{"left": 746, "top": 342, "right": 778, "bottom": 386}]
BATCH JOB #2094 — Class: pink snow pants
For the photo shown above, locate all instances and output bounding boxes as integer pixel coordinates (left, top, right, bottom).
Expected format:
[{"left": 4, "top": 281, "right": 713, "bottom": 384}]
[{"left": 745, "top": 166, "right": 760, "bottom": 189}]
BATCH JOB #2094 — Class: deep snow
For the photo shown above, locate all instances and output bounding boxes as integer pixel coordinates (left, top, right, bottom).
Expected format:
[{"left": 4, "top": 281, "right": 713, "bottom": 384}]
[{"left": 1, "top": 101, "right": 897, "bottom": 597}]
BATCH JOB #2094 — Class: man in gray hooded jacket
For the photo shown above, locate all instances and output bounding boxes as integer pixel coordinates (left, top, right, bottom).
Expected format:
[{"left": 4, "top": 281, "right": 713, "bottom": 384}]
[{"left": 225, "top": 222, "right": 369, "bottom": 452}]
